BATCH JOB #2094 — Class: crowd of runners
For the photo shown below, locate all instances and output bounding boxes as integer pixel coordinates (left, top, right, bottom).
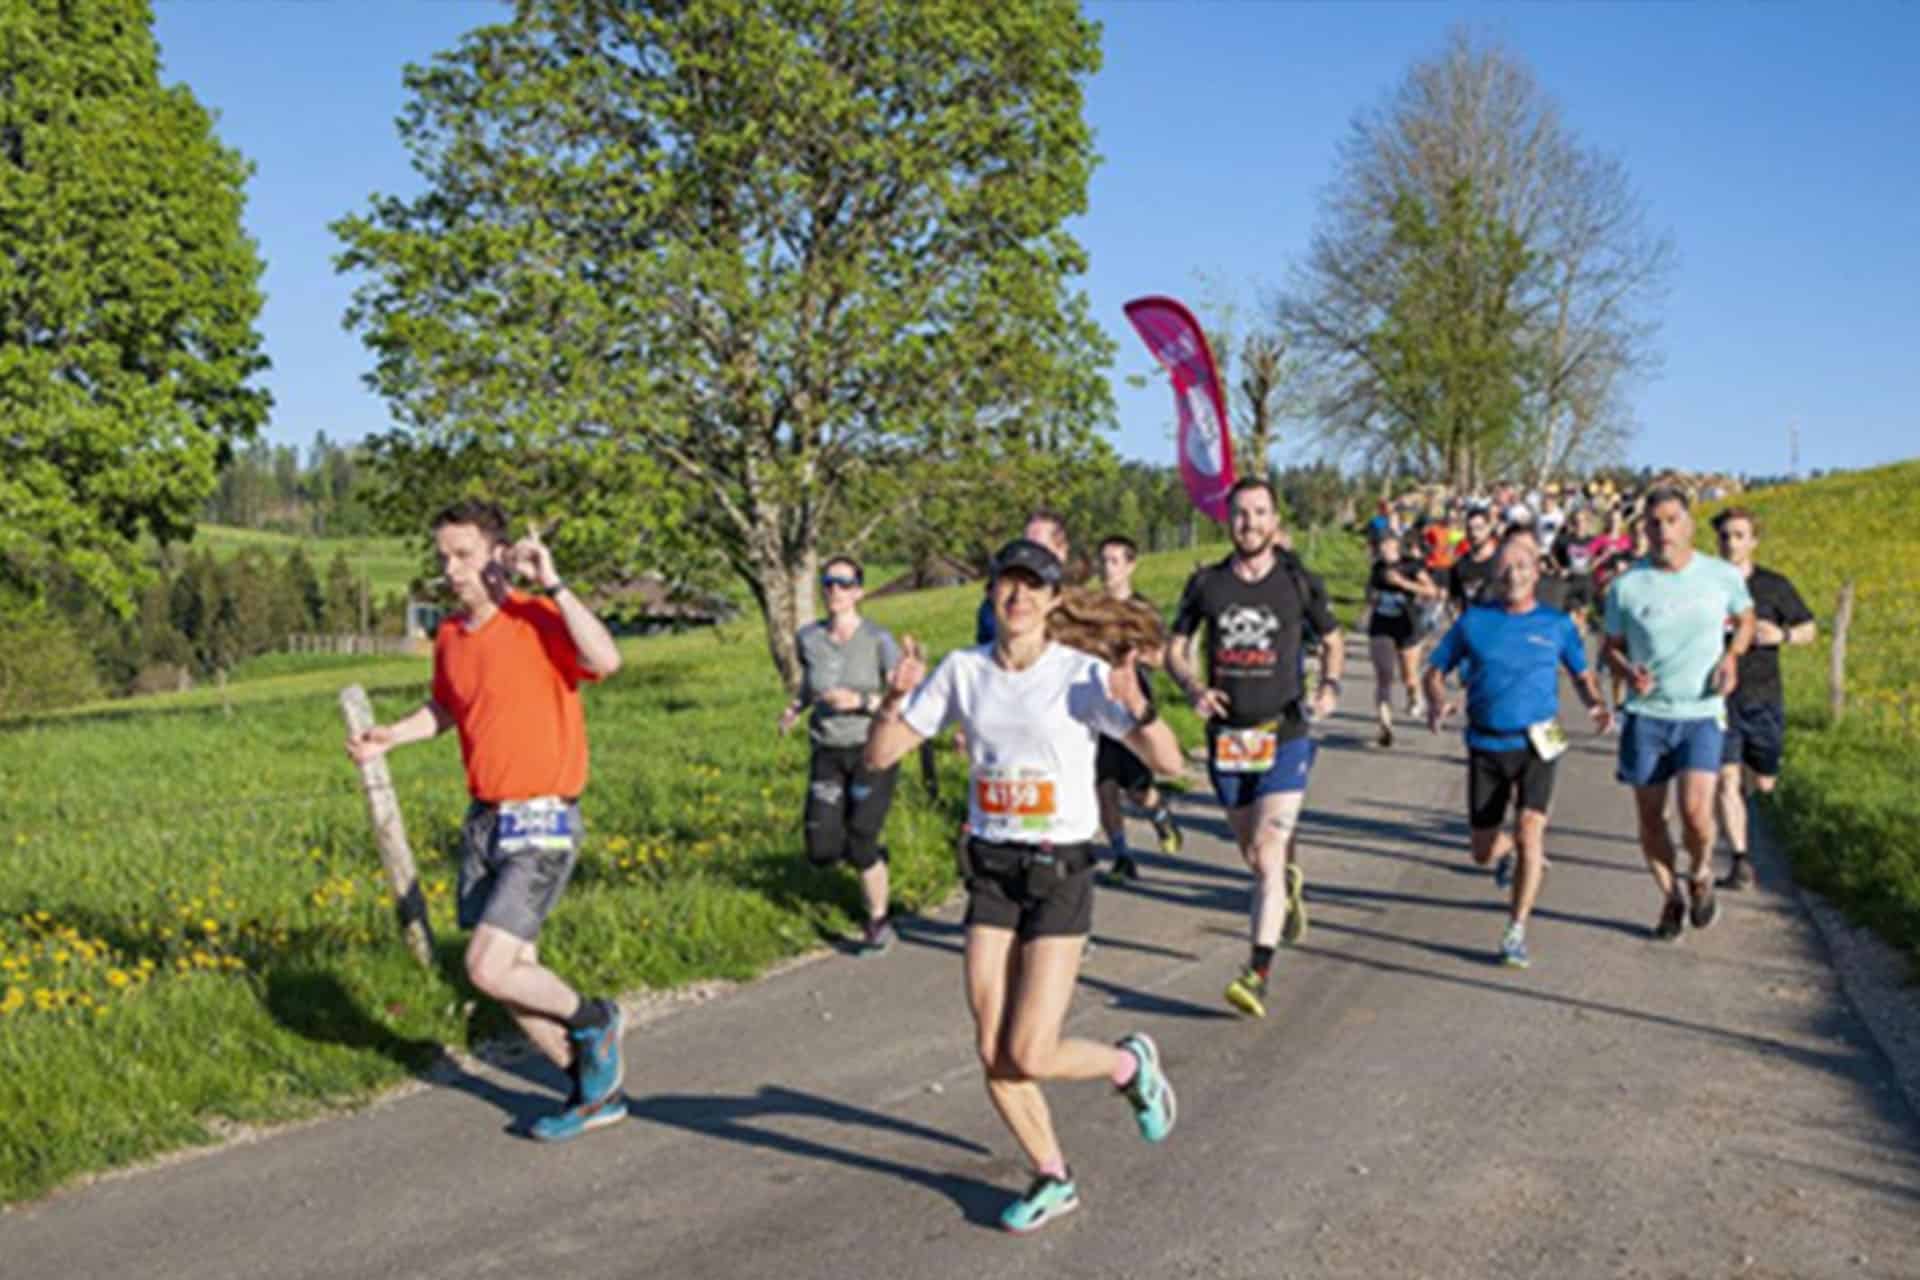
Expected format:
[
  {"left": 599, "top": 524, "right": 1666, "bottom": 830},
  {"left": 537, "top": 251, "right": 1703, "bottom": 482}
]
[{"left": 342, "top": 475, "right": 1817, "bottom": 1232}]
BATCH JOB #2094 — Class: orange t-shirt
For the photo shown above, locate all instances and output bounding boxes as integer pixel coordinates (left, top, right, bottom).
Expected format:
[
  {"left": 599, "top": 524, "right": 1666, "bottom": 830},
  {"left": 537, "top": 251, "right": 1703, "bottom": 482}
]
[{"left": 431, "top": 592, "right": 595, "bottom": 803}]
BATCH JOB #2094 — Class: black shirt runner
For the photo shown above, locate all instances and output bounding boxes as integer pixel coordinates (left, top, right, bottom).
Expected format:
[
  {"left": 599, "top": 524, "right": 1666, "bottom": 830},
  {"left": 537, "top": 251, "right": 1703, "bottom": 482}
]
[
  {"left": 1172, "top": 553, "right": 1339, "bottom": 737},
  {"left": 1730, "top": 566, "right": 1814, "bottom": 709},
  {"left": 1449, "top": 549, "right": 1498, "bottom": 610},
  {"left": 1367, "top": 556, "right": 1427, "bottom": 645}
]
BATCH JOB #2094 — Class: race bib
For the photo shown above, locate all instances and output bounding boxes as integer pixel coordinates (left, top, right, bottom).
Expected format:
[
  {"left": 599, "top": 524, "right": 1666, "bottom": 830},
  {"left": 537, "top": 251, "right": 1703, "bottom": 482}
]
[
  {"left": 1525, "top": 720, "right": 1569, "bottom": 763},
  {"left": 974, "top": 767, "right": 1058, "bottom": 837},
  {"left": 1214, "top": 724, "right": 1278, "bottom": 774},
  {"left": 496, "top": 797, "right": 575, "bottom": 853}
]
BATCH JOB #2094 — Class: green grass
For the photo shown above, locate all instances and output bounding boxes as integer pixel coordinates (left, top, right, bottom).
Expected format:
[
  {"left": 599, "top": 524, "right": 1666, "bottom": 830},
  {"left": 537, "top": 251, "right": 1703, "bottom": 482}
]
[
  {"left": 0, "top": 529, "right": 1364, "bottom": 1203},
  {"left": 189, "top": 524, "right": 425, "bottom": 599},
  {"left": 1698, "top": 461, "right": 1920, "bottom": 973}
]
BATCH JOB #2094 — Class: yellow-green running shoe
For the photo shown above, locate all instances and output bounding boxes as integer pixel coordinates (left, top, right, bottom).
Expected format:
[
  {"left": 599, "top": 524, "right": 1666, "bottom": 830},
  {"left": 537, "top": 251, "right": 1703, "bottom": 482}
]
[
  {"left": 1281, "top": 863, "right": 1308, "bottom": 945},
  {"left": 1224, "top": 967, "right": 1268, "bottom": 1018}
]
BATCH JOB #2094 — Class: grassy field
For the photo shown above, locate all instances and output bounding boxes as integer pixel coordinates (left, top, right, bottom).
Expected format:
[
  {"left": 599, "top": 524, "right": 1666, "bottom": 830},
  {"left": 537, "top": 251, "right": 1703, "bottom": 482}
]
[
  {"left": 0, "top": 530, "right": 1368, "bottom": 1203},
  {"left": 1697, "top": 461, "right": 1920, "bottom": 974},
  {"left": 188, "top": 525, "right": 425, "bottom": 600}
]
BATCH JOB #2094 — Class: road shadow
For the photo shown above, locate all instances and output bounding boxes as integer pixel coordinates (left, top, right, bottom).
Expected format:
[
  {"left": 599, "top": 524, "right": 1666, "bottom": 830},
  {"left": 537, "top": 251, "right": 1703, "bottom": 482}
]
[
  {"left": 1307, "top": 881, "right": 1646, "bottom": 941},
  {"left": 628, "top": 1084, "right": 1007, "bottom": 1228}
]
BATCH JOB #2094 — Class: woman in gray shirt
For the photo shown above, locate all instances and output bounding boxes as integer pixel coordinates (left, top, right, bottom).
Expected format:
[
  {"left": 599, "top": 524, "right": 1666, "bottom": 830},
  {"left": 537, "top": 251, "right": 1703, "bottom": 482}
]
[{"left": 779, "top": 556, "right": 901, "bottom": 953}]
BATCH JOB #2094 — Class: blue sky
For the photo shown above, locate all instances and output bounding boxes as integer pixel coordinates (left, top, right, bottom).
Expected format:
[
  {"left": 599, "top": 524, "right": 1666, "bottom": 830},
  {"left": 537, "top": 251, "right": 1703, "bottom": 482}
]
[{"left": 152, "top": 0, "right": 1919, "bottom": 478}]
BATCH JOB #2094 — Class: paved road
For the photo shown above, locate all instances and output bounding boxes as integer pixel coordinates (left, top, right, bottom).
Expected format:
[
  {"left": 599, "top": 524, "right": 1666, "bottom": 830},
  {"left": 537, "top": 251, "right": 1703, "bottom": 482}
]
[{"left": 7, "top": 686, "right": 1918, "bottom": 1280}]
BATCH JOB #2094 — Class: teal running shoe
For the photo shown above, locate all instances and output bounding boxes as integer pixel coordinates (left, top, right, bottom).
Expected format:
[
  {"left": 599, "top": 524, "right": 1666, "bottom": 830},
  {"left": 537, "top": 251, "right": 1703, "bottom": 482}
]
[
  {"left": 1500, "top": 923, "right": 1530, "bottom": 969},
  {"left": 529, "top": 1093, "right": 628, "bottom": 1143},
  {"left": 573, "top": 999, "right": 625, "bottom": 1104},
  {"left": 1000, "top": 1172, "right": 1079, "bottom": 1234},
  {"left": 1116, "top": 1032, "right": 1176, "bottom": 1142}
]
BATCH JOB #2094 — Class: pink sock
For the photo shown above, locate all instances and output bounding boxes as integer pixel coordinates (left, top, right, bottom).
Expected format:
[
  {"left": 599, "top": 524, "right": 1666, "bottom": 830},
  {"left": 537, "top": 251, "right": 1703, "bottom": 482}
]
[
  {"left": 1037, "top": 1156, "right": 1068, "bottom": 1180},
  {"left": 1110, "top": 1047, "right": 1139, "bottom": 1088}
]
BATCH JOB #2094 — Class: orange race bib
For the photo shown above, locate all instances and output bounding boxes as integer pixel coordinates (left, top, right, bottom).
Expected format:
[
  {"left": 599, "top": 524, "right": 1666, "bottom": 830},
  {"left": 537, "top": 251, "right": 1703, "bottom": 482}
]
[
  {"left": 1213, "top": 724, "right": 1278, "bottom": 774},
  {"left": 974, "top": 767, "right": 1058, "bottom": 835}
]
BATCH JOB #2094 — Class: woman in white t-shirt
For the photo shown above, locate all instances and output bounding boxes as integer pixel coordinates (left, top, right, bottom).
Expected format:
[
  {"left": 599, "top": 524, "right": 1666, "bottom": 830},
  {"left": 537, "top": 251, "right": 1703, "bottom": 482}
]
[{"left": 864, "top": 538, "right": 1184, "bottom": 1234}]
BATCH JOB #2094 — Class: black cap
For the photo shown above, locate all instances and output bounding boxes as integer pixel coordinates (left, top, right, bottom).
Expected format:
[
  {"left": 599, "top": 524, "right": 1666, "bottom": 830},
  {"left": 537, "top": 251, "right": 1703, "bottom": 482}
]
[{"left": 990, "top": 538, "right": 1063, "bottom": 588}]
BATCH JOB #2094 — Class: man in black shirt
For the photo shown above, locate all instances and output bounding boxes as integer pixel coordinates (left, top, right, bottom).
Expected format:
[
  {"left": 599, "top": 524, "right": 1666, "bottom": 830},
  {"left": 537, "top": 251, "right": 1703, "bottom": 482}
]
[
  {"left": 1094, "top": 534, "right": 1182, "bottom": 881},
  {"left": 1169, "top": 478, "right": 1345, "bottom": 1019},
  {"left": 1448, "top": 507, "right": 1499, "bottom": 613},
  {"left": 1711, "top": 508, "right": 1816, "bottom": 889}
]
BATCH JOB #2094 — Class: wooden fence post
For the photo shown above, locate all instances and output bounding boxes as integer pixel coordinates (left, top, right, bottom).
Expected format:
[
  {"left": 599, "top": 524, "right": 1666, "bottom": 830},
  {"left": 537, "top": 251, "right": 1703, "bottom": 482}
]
[
  {"left": 1828, "top": 580, "right": 1855, "bottom": 723},
  {"left": 339, "top": 683, "right": 436, "bottom": 970}
]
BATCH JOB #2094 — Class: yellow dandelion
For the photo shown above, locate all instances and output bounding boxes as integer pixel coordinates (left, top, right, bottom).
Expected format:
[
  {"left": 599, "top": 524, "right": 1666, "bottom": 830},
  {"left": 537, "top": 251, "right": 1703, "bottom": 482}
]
[{"left": 106, "top": 969, "right": 131, "bottom": 989}]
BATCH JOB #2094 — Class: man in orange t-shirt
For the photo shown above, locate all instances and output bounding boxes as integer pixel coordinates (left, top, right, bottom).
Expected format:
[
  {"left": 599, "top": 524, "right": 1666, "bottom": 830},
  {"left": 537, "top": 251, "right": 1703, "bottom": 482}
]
[{"left": 346, "top": 499, "right": 627, "bottom": 1142}]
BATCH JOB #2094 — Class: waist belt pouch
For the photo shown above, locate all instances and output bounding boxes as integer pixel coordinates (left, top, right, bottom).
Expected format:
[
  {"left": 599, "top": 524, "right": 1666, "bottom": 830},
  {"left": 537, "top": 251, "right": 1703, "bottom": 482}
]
[{"left": 966, "top": 840, "right": 1092, "bottom": 896}]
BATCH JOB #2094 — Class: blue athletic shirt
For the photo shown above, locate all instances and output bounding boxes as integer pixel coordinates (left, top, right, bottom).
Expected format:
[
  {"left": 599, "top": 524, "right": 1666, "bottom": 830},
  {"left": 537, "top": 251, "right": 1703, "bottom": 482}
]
[{"left": 1428, "top": 603, "right": 1588, "bottom": 752}]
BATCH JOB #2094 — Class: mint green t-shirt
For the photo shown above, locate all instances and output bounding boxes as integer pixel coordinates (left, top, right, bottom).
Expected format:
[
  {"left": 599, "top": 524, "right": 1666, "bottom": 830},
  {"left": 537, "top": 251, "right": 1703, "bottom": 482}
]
[{"left": 1603, "top": 553, "right": 1753, "bottom": 721}]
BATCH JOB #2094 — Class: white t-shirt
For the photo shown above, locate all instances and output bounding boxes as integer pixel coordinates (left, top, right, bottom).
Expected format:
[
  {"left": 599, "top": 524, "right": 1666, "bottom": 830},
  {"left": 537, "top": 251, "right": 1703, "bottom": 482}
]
[{"left": 902, "top": 642, "right": 1137, "bottom": 845}]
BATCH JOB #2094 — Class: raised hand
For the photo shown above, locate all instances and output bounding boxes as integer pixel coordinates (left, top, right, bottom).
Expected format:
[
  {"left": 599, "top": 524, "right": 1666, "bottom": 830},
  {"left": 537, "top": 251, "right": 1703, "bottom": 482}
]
[
  {"left": 1106, "top": 648, "right": 1148, "bottom": 718},
  {"left": 886, "top": 635, "right": 926, "bottom": 702},
  {"left": 510, "top": 524, "right": 560, "bottom": 589}
]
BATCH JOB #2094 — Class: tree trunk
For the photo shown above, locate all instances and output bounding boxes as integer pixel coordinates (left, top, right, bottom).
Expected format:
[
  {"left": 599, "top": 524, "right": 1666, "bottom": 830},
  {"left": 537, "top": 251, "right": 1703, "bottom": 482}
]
[{"left": 742, "top": 513, "right": 818, "bottom": 693}]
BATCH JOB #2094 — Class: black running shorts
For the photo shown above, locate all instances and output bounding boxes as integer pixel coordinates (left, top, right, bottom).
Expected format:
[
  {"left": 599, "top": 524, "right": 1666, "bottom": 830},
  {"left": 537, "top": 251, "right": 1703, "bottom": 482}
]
[
  {"left": 1095, "top": 735, "right": 1154, "bottom": 793},
  {"left": 963, "top": 839, "right": 1095, "bottom": 940},
  {"left": 1721, "top": 700, "right": 1785, "bottom": 777},
  {"left": 804, "top": 746, "right": 898, "bottom": 870},
  {"left": 1467, "top": 748, "right": 1558, "bottom": 830}
]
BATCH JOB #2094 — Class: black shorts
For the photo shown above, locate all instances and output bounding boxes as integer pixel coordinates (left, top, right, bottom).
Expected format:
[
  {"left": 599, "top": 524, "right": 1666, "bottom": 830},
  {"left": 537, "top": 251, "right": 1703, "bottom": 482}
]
[
  {"left": 1722, "top": 700, "right": 1785, "bottom": 777},
  {"left": 1562, "top": 575, "right": 1594, "bottom": 614},
  {"left": 804, "top": 746, "right": 898, "bottom": 870},
  {"left": 1095, "top": 735, "right": 1154, "bottom": 793},
  {"left": 962, "top": 839, "right": 1095, "bottom": 940},
  {"left": 1467, "top": 748, "right": 1558, "bottom": 830},
  {"left": 1368, "top": 617, "right": 1420, "bottom": 651}
]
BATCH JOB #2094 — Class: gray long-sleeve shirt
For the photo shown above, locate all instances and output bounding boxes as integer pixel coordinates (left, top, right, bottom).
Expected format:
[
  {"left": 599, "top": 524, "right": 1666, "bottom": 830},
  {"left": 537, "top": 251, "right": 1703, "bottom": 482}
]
[{"left": 795, "top": 617, "right": 900, "bottom": 749}]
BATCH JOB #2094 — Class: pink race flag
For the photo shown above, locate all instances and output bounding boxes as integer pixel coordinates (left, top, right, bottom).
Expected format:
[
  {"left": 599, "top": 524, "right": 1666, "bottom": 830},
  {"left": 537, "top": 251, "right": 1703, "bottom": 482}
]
[{"left": 1123, "top": 296, "right": 1236, "bottom": 523}]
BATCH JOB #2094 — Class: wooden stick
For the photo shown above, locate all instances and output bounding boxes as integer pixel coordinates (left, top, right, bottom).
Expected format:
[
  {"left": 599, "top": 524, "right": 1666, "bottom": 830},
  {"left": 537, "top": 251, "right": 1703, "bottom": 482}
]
[
  {"left": 1829, "top": 580, "right": 1854, "bottom": 724},
  {"left": 339, "top": 684, "right": 436, "bottom": 969}
]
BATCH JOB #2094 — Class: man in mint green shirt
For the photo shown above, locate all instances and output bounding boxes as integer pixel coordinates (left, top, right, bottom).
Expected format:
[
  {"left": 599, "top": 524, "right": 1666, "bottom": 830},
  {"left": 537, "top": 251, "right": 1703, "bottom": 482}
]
[{"left": 1603, "top": 488, "right": 1756, "bottom": 943}]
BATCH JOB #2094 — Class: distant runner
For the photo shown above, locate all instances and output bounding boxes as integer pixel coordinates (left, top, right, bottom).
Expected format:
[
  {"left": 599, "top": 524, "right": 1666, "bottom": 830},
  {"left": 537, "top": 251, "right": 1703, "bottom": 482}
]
[
  {"left": 779, "top": 555, "right": 901, "bottom": 953},
  {"left": 864, "top": 538, "right": 1181, "bottom": 1234},
  {"left": 1168, "top": 478, "right": 1345, "bottom": 1019},
  {"left": 1448, "top": 507, "right": 1500, "bottom": 614},
  {"left": 1092, "top": 534, "right": 1182, "bottom": 881},
  {"left": 1425, "top": 529, "right": 1612, "bottom": 967},
  {"left": 1709, "top": 508, "right": 1817, "bottom": 889},
  {"left": 1364, "top": 531, "right": 1437, "bottom": 748},
  {"left": 1602, "top": 488, "right": 1756, "bottom": 940},
  {"left": 345, "top": 501, "right": 627, "bottom": 1141}
]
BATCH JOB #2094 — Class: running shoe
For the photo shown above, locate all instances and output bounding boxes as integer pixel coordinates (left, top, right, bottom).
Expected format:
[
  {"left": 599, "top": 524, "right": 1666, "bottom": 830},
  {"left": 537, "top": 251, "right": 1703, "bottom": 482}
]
[
  {"left": 1653, "top": 896, "right": 1686, "bottom": 942},
  {"left": 856, "top": 916, "right": 896, "bottom": 956},
  {"left": 1687, "top": 877, "right": 1721, "bottom": 930},
  {"left": 1224, "top": 967, "right": 1269, "bottom": 1018},
  {"left": 529, "top": 1093, "right": 628, "bottom": 1143},
  {"left": 1718, "top": 855, "right": 1756, "bottom": 891},
  {"left": 1115, "top": 1032, "right": 1177, "bottom": 1142},
  {"left": 1154, "top": 814, "right": 1183, "bottom": 856},
  {"left": 1281, "top": 863, "right": 1309, "bottom": 945},
  {"left": 1499, "top": 923, "right": 1530, "bottom": 969},
  {"left": 1493, "top": 852, "right": 1515, "bottom": 891},
  {"left": 1000, "top": 1172, "right": 1079, "bottom": 1234},
  {"left": 1376, "top": 726, "right": 1395, "bottom": 749},
  {"left": 572, "top": 999, "right": 625, "bottom": 1104},
  {"left": 1101, "top": 854, "right": 1142, "bottom": 886}
]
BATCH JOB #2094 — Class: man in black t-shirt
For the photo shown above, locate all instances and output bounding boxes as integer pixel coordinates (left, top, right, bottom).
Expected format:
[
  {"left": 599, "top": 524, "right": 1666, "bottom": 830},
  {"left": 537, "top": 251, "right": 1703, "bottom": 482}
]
[
  {"left": 1549, "top": 507, "right": 1598, "bottom": 631},
  {"left": 1093, "top": 534, "right": 1182, "bottom": 881},
  {"left": 1169, "top": 478, "right": 1344, "bottom": 1019},
  {"left": 1364, "top": 532, "right": 1437, "bottom": 748},
  {"left": 1448, "top": 507, "right": 1499, "bottom": 613},
  {"left": 1711, "top": 508, "right": 1816, "bottom": 889}
]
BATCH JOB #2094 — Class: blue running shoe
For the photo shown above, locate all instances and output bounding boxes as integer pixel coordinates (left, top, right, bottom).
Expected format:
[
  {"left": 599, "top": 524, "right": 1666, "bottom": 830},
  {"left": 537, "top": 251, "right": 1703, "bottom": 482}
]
[
  {"left": 573, "top": 999, "right": 625, "bottom": 1104},
  {"left": 1500, "top": 923, "right": 1530, "bottom": 969},
  {"left": 530, "top": 1093, "right": 628, "bottom": 1143},
  {"left": 1493, "top": 853, "right": 1515, "bottom": 891},
  {"left": 1000, "top": 1172, "right": 1079, "bottom": 1234},
  {"left": 1116, "top": 1032, "right": 1176, "bottom": 1142}
]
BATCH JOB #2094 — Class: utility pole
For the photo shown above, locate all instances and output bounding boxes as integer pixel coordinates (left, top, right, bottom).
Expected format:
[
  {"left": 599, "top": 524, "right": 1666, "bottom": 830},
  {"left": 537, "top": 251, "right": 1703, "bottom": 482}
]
[{"left": 1789, "top": 423, "right": 1801, "bottom": 481}]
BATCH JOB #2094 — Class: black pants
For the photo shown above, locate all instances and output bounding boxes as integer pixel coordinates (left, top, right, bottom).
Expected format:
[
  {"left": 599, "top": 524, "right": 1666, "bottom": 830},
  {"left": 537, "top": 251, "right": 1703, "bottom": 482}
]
[{"left": 805, "top": 746, "right": 897, "bottom": 870}]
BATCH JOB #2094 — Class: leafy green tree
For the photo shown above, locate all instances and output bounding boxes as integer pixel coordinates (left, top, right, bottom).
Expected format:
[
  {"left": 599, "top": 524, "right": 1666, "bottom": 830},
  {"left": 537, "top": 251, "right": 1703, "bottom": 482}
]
[
  {"left": 336, "top": 0, "right": 1114, "bottom": 685},
  {"left": 322, "top": 551, "right": 360, "bottom": 635},
  {"left": 0, "top": 0, "right": 270, "bottom": 611},
  {"left": 284, "top": 546, "right": 325, "bottom": 629}
]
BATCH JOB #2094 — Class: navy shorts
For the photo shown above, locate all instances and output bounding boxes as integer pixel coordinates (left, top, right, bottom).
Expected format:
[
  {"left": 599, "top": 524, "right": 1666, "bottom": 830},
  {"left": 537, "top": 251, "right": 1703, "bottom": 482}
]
[
  {"left": 1208, "top": 733, "right": 1317, "bottom": 811},
  {"left": 1616, "top": 713, "right": 1724, "bottom": 788},
  {"left": 1722, "top": 700, "right": 1785, "bottom": 777}
]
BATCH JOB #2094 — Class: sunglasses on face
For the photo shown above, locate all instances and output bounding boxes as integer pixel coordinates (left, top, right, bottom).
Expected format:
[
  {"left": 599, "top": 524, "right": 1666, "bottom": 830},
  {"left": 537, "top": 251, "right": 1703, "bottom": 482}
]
[{"left": 821, "top": 575, "right": 861, "bottom": 590}]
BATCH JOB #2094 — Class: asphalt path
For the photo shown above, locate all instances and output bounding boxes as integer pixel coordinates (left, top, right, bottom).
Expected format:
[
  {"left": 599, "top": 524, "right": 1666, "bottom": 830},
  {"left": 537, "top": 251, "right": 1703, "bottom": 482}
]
[{"left": 7, "top": 681, "right": 1918, "bottom": 1279}]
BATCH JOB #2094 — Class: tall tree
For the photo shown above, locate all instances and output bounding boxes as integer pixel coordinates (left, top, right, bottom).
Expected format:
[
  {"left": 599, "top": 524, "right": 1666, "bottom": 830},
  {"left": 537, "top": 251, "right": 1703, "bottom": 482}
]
[
  {"left": 1280, "top": 27, "right": 1671, "bottom": 487},
  {"left": 0, "top": 0, "right": 270, "bottom": 610},
  {"left": 337, "top": 0, "right": 1114, "bottom": 685}
]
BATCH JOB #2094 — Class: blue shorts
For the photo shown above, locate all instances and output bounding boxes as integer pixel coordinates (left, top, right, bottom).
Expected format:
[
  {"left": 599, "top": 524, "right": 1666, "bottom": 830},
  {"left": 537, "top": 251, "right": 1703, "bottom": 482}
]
[
  {"left": 1616, "top": 713, "right": 1724, "bottom": 789},
  {"left": 1208, "top": 733, "right": 1317, "bottom": 811}
]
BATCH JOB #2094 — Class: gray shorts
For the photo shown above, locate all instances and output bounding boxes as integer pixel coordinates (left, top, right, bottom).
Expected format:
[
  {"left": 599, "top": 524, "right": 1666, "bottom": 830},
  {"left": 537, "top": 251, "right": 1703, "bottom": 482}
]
[{"left": 457, "top": 800, "right": 583, "bottom": 941}]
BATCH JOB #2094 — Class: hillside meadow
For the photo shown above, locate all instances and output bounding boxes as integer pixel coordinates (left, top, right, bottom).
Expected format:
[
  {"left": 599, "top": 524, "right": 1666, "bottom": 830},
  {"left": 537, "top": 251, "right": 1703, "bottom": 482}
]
[
  {"left": 0, "top": 532, "right": 1365, "bottom": 1203},
  {"left": 1698, "top": 461, "right": 1920, "bottom": 976}
]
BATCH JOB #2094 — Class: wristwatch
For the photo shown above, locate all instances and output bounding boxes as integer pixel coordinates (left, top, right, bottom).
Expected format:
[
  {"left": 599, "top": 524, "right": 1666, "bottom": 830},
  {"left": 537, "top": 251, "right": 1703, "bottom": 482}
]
[
  {"left": 543, "top": 579, "right": 568, "bottom": 596},
  {"left": 1132, "top": 700, "right": 1160, "bottom": 729}
]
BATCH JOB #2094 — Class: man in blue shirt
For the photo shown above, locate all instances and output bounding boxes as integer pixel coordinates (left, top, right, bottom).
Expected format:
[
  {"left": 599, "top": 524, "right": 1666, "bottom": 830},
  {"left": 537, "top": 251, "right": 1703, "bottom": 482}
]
[
  {"left": 1425, "top": 529, "right": 1612, "bottom": 967},
  {"left": 1602, "top": 489, "right": 1756, "bottom": 941}
]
